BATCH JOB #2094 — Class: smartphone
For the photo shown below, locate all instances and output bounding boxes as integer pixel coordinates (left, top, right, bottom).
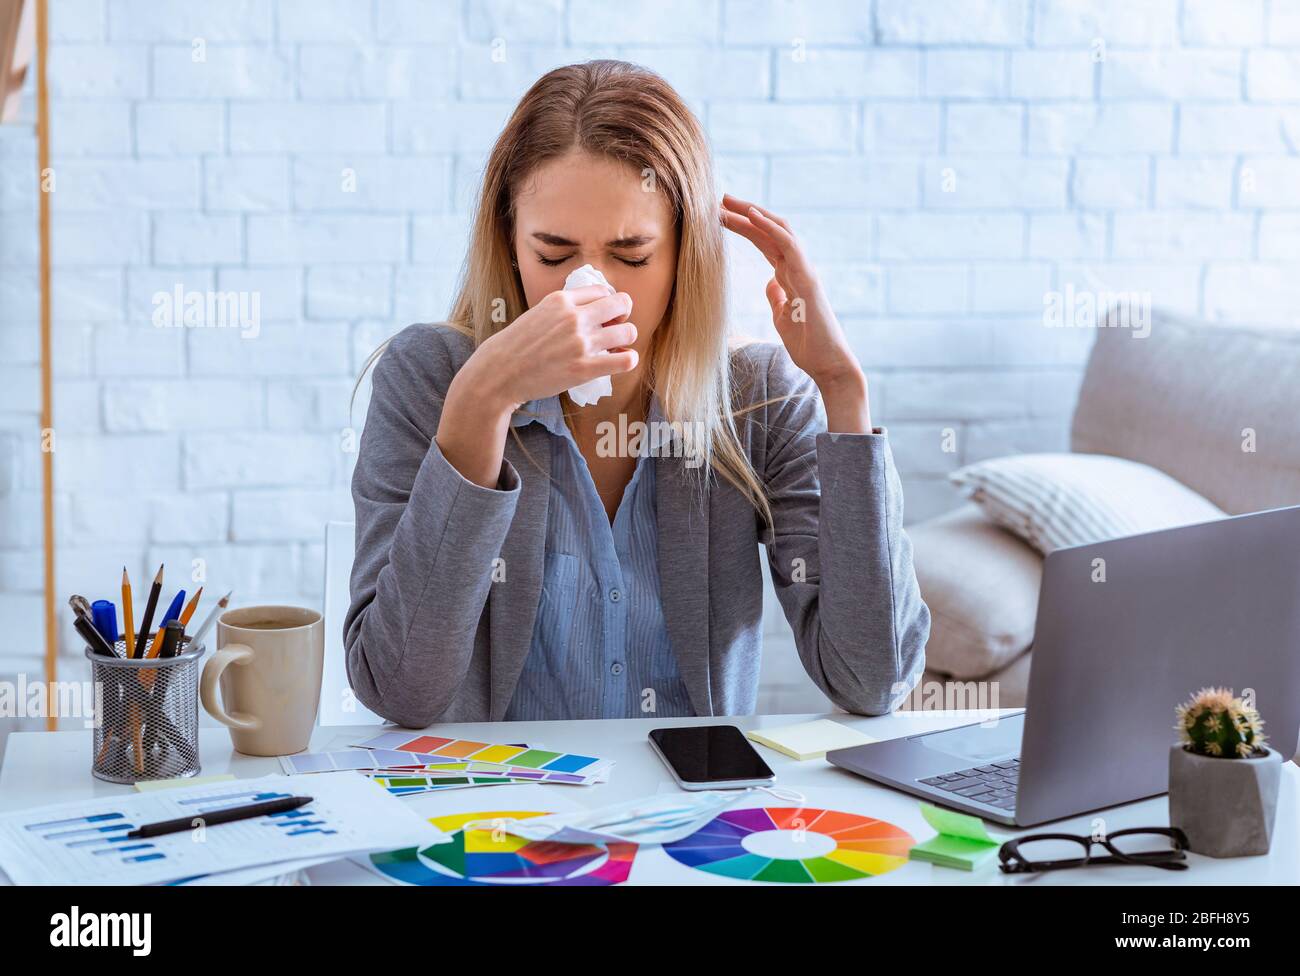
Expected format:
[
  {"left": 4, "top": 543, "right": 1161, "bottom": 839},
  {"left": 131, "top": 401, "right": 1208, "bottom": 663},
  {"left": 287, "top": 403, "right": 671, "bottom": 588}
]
[{"left": 648, "top": 725, "right": 776, "bottom": 790}]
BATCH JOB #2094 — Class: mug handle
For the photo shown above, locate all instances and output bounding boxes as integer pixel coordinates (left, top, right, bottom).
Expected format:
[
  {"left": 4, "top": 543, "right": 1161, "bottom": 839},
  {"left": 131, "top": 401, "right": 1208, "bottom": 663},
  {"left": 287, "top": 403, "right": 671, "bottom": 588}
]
[{"left": 200, "top": 644, "right": 261, "bottom": 731}]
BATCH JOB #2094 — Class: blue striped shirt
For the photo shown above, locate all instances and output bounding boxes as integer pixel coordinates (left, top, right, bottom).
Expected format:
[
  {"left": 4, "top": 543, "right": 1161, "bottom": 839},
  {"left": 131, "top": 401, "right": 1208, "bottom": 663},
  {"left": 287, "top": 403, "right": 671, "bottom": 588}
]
[{"left": 503, "top": 394, "right": 694, "bottom": 721}]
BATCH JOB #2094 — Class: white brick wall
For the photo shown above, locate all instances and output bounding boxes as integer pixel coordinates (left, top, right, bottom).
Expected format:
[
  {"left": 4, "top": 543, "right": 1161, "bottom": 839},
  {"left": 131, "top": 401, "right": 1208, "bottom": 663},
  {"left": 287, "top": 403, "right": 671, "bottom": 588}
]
[{"left": 0, "top": 0, "right": 1298, "bottom": 722}]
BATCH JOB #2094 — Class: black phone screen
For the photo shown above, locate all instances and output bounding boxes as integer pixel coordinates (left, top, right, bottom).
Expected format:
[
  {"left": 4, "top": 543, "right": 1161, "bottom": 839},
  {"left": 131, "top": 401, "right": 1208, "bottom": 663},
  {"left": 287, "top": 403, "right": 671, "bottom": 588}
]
[{"left": 649, "top": 725, "right": 774, "bottom": 783}]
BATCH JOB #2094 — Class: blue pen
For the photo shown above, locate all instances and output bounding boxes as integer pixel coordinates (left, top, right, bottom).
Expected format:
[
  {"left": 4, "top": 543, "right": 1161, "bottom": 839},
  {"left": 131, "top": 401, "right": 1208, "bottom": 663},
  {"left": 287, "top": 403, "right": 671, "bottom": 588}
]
[
  {"left": 90, "top": 600, "right": 118, "bottom": 645},
  {"left": 159, "top": 589, "right": 186, "bottom": 627}
]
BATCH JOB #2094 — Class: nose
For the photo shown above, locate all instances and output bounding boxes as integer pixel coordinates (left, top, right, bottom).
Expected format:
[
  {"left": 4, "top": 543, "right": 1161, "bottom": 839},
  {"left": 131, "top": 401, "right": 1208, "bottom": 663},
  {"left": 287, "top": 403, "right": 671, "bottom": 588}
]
[{"left": 564, "top": 262, "right": 616, "bottom": 294}]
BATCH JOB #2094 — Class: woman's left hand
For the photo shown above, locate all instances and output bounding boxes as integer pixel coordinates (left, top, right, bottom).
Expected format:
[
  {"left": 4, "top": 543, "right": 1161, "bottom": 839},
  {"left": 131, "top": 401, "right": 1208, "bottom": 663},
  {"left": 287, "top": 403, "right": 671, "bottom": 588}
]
[{"left": 720, "top": 193, "right": 872, "bottom": 432}]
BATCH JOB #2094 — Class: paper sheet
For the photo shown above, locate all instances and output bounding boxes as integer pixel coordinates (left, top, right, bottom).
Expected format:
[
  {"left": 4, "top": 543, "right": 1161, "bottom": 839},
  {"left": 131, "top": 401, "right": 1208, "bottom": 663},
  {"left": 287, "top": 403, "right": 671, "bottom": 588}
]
[
  {"left": 0, "top": 772, "right": 441, "bottom": 886},
  {"left": 357, "top": 783, "right": 594, "bottom": 885},
  {"left": 135, "top": 774, "right": 236, "bottom": 792},
  {"left": 279, "top": 749, "right": 457, "bottom": 774},
  {"left": 636, "top": 784, "right": 936, "bottom": 886}
]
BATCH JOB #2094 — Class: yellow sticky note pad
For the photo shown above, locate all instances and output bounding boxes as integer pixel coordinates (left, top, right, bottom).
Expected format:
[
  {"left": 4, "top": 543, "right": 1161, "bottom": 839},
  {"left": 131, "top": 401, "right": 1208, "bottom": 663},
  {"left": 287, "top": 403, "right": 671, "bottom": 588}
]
[{"left": 746, "top": 719, "right": 878, "bottom": 761}]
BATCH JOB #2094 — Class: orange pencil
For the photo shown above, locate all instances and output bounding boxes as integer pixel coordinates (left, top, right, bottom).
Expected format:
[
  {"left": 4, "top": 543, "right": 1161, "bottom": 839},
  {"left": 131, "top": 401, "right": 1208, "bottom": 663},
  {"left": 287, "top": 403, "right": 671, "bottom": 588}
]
[
  {"left": 144, "top": 621, "right": 167, "bottom": 660},
  {"left": 128, "top": 703, "right": 144, "bottom": 775},
  {"left": 178, "top": 586, "right": 203, "bottom": 632},
  {"left": 139, "top": 620, "right": 168, "bottom": 691},
  {"left": 121, "top": 566, "right": 136, "bottom": 659}
]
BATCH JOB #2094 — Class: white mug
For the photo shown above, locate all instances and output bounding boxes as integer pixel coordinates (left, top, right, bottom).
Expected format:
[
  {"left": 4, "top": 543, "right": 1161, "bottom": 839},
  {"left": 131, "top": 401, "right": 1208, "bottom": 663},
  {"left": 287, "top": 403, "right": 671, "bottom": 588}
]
[{"left": 200, "top": 605, "right": 323, "bottom": 756}]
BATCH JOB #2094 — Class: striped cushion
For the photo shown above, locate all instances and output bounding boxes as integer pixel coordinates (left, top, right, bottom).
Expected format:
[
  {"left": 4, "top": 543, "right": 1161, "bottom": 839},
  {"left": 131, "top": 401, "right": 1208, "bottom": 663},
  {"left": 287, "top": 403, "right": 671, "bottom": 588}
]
[{"left": 950, "top": 453, "right": 1226, "bottom": 554}]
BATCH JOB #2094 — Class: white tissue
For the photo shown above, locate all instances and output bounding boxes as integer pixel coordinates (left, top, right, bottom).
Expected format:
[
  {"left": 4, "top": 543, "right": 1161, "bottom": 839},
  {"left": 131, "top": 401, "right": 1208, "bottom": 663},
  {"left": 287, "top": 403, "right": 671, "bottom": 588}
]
[{"left": 563, "top": 263, "right": 616, "bottom": 407}]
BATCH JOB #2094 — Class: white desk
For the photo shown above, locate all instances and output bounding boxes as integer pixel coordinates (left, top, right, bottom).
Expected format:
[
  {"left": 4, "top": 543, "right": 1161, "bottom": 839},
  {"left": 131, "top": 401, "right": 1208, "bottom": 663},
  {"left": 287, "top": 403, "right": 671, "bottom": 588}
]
[{"left": 2, "top": 710, "right": 1295, "bottom": 885}]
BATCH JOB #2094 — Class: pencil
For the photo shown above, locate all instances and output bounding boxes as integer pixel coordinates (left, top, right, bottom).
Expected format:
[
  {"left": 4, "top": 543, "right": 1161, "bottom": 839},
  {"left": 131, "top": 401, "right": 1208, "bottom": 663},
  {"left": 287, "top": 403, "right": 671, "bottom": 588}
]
[
  {"left": 189, "top": 589, "right": 232, "bottom": 648},
  {"left": 121, "top": 567, "right": 136, "bottom": 659},
  {"left": 95, "top": 730, "right": 115, "bottom": 765},
  {"left": 144, "top": 620, "right": 167, "bottom": 661},
  {"left": 128, "top": 702, "right": 144, "bottom": 775},
  {"left": 178, "top": 586, "right": 203, "bottom": 632},
  {"left": 140, "top": 620, "right": 168, "bottom": 691},
  {"left": 135, "top": 564, "right": 163, "bottom": 653},
  {"left": 141, "top": 618, "right": 185, "bottom": 693}
]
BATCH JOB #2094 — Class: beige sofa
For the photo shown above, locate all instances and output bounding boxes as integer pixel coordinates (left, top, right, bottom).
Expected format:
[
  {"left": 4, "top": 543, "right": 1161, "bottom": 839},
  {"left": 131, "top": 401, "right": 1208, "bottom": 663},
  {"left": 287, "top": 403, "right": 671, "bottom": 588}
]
[{"left": 911, "top": 311, "right": 1300, "bottom": 706}]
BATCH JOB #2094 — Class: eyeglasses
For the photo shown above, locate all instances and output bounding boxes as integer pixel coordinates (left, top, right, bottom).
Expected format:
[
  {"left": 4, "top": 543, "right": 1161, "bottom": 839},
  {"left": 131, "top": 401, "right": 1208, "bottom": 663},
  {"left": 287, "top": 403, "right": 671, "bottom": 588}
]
[{"left": 999, "top": 827, "right": 1189, "bottom": 874}]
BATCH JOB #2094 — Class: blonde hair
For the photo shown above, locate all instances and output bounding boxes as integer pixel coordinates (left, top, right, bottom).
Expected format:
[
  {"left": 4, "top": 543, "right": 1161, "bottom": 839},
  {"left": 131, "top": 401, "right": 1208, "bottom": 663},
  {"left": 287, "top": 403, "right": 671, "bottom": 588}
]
[{"left": 357, "top": 59, "right": 772, "bottom": 523}]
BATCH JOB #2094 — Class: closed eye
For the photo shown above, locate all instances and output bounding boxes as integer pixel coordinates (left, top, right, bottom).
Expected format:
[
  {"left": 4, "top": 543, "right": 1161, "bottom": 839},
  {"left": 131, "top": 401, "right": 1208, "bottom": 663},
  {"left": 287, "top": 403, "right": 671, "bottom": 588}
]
[{"left": 534, "top": 253, "right": 652, "bottom": 268}]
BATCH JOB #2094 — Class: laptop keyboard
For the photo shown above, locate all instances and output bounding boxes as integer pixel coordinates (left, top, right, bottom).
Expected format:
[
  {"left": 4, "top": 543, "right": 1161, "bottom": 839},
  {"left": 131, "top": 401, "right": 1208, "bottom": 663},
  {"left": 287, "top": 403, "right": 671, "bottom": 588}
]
[{"left": 919, "top": 758, "right": 1020, "bottom": 810}]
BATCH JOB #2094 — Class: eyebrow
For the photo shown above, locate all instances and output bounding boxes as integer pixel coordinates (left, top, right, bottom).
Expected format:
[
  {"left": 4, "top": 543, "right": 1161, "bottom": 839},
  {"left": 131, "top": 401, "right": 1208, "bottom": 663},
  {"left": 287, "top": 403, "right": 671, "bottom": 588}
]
[{"left": 531, "top": 232, "right": 656, "bottom": 248}]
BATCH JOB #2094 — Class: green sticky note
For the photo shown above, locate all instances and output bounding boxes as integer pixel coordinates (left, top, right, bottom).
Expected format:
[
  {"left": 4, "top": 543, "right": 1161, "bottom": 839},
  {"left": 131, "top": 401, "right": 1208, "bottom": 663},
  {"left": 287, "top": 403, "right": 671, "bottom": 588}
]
[
  {"left": 908, "top": 803, "right": 1000, "bottom": 871},
  {"left": 919, "top": 802, "right": 997, "bottom": 843}
]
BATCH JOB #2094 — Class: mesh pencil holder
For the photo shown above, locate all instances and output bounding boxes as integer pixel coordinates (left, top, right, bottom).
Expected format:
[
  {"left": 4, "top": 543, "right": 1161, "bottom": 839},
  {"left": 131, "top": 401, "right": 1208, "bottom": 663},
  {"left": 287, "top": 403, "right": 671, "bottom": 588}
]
[{"left": 86, "top": 638, "right": 205, "bottom": 784}]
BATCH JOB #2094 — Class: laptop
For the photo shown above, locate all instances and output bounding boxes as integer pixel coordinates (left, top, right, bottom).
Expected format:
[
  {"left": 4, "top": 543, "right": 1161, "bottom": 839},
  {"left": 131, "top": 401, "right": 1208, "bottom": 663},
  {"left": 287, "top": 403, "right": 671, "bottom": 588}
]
[{"left": 827, "top": 505, "right": 1300, "bottom": 826}]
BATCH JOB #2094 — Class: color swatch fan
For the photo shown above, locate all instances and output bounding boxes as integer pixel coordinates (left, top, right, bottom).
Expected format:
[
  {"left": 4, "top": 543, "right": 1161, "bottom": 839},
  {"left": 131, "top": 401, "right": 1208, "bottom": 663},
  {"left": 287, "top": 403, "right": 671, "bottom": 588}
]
[
  {"left": 369, "top": 810, "right": 637, "bottom": 886},
  {"left": 280, "top": 732, "right": 615, "bottom": 795},
  {"left": 662, "top": 806, "right": 914, "bottom": 883}
]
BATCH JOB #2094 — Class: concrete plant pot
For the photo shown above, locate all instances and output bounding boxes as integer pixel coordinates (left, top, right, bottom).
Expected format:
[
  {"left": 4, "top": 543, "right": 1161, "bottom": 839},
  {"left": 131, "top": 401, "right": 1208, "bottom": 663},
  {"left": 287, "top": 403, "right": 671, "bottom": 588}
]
[{"left": 1168, "top": 745, "right": 1282, "bottom": 858}]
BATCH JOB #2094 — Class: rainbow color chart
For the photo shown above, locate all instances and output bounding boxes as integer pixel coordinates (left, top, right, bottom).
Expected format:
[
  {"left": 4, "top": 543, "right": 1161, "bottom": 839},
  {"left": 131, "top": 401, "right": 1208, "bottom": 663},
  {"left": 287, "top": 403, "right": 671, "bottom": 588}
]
[
  {"left": 663, "top": 806, "right": 914, "bottom": 883},
  {"left": 372, "top": 773, "right": 518, "bottom": 794},
  {"left": 279, "top": 733, "right": 612, "bottom": 796},
  {"left": 369, "top": 810, "right": 637, "bottom": 886},
  {"left": 351, "top": 732, "right": 613, "bottom": 778}
]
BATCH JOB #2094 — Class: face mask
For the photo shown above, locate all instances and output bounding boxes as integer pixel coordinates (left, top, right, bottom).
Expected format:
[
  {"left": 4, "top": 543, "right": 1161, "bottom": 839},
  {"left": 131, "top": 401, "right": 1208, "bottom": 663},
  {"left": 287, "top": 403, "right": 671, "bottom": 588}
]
[{"left": 462, "top": 785, "right": 807, "bottom": 847}]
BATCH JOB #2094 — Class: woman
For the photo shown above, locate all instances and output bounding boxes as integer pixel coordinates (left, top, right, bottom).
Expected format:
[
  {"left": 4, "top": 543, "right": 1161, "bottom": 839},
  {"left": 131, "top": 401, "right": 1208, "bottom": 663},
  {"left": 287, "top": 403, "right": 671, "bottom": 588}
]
[{"left": 345, "top": 60, "right": 929, "bottom": 728}]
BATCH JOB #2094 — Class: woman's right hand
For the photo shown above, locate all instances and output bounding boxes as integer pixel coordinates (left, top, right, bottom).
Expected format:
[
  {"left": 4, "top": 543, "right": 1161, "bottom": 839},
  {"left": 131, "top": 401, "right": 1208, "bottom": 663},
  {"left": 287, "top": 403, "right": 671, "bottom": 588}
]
[
  {"left": 463, "top": 285, "right": 639, "bottom": 411},
  {"left": 434, "top": 285, "right": 638, "bottom": 489}
]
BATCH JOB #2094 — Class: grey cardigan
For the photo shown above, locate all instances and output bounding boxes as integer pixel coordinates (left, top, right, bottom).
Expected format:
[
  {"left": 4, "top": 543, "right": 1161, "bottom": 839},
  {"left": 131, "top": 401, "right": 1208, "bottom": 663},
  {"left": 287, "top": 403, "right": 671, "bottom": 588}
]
[{"left": 345, "top": 323, "right": 930, "bottom": 727}]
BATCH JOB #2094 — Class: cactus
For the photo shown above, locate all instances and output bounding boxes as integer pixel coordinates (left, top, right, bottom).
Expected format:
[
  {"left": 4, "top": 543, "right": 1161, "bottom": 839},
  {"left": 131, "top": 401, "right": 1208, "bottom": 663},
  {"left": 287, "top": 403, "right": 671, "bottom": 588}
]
[{"left": 1174, "top": 687, "right": 1267, "bottom": 759}]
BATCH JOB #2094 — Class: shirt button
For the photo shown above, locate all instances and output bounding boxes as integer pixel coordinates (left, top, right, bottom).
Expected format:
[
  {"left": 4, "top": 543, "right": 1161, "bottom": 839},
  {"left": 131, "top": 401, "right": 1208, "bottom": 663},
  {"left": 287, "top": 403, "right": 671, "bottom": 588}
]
[
  {"left": 610, "top": 662, "right": 624, "bottom": 676},
  {"left": 609, "top": 588, "right": 622, "bottom": 602}
]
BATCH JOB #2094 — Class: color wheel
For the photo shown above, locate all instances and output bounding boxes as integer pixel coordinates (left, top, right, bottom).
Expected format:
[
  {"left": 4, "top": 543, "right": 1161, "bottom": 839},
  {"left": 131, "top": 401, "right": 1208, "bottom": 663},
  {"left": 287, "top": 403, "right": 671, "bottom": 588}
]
[
  {"left": 662, "top": 806, "right": 914, "bottom": 883},
  {"left": 368, "top": 810, "right": 637, "bottom": 886}
]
